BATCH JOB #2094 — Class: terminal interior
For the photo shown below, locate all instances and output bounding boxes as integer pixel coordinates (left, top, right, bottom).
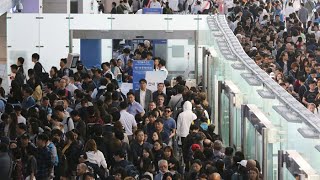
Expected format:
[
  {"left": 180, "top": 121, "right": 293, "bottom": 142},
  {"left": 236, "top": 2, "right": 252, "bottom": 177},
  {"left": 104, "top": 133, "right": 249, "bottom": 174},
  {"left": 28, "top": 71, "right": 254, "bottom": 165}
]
[{"left": 1, "top": 0, "right": 320, "bottom": 180}]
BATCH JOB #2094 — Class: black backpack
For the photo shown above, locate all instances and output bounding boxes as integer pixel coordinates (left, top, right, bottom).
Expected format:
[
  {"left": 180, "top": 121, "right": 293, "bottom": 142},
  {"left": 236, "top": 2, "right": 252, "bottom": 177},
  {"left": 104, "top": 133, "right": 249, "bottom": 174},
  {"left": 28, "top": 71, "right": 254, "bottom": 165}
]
[
  {"left": 95, "top": 88, "right": 106, "bottom": 101},
  {"left": 124, "top": 163, "right": 139, "bottom": 179}
]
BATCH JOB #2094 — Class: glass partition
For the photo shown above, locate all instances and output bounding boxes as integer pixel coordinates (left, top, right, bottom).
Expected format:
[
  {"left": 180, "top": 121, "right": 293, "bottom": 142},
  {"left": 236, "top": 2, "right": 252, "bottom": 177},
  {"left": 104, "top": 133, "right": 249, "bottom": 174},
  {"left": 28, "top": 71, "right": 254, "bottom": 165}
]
[{"left": 207, "top": 15, "right": 320, "bottom": 177}]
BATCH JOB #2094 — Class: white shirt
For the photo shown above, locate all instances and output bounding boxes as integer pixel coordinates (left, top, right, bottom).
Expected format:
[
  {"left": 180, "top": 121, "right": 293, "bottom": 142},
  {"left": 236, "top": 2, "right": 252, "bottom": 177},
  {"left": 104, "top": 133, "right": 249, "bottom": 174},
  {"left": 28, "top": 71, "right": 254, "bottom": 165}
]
[
  {"left": 140, "top": 89, "right": 146, "bottom": 109},
  {"left": 66, "top": 83, "right": 78, "bottom": 96},
  {"left": 86, "top": 150, "right": 108, "bottom": 169},
  {"left": 114, "top": 66, "right": 121, "bottom": 79},
  {"left": 177, "top": 101, "right": 197, "bottom": 137},
  {"left": 103, "top": 70, "right": 115, "bottom": 79},
  {"left": 62, "top": 115, "right": 74, "bottom": 133},
  {"left": 91, "top": 85, "right": 107, "bottom": 100},
  {"left": 159, "top": 66, "right": 168, "bottom": 79},
  {"left": 17, "top": 115, "right": 26, "bottom": 124},
  {"left": 119, "top": 110, "right": 137, "bottom": 136},
  {"left": 150, "top": 1, "right": 161, "bottom": 8}
]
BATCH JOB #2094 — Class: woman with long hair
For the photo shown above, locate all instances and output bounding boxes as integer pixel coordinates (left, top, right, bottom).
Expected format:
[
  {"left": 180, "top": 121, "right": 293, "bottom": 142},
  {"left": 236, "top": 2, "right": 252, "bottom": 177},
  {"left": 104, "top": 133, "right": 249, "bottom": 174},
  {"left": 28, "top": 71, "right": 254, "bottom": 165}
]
[
  {"left": 61, "top": 131, "right": 81, "bottom": 179},
  {"left": 8, "top": 112, "right": 18, "bottom": 140},
  {"left": 248, "top": 167, "right": 260, "bottom": 180},
  {"left": 83, "top": 139, "right": 108, "bottom": 176},
  {"left": 163, "top": 146, "right": 180, "bottom": 172}
]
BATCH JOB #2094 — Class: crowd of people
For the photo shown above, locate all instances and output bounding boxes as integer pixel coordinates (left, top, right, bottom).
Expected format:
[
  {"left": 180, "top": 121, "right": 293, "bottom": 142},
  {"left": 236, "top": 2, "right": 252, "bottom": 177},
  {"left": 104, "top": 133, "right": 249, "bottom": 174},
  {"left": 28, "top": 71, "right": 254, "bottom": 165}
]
[
  {"left": 108, "top": 0, "right": 216, "bottom": 14},
  {"left": 0, "top": 36, "right": 263, "bottom": 179},
  {"left": 227, "top": 0, "right": 320, "bottom": 114}
]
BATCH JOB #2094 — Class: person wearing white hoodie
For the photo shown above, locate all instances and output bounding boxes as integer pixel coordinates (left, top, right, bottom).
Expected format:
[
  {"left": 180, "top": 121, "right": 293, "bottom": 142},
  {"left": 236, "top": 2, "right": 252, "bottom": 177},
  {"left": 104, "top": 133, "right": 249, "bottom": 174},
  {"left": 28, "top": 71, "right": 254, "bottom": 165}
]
[{"left": 176, "top": 101, "right": 197, "bottom": 140}]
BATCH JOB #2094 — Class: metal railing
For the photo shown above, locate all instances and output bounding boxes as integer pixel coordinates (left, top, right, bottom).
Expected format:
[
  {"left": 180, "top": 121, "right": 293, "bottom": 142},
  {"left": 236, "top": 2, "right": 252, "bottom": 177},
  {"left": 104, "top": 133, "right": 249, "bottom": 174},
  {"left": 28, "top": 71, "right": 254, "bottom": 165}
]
[{"left": 207, "top": 15, "right": 320, "bottom": 136}]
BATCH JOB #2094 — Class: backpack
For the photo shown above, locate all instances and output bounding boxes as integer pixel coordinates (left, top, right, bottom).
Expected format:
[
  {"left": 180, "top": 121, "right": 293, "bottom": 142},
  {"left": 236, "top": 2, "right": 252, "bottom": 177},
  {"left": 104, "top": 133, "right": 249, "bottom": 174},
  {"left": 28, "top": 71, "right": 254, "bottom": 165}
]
[
  {"left": 124, "top": 163, "right": 139, "bottom": 178},
  {"left": 85, "top": 161, "right": 107, "bottom": 180},
  {"left": 95, "top": 88, "right": 106, "bottom": 101},
  {"left": 65, "top": 117, "right": 71, "bottom": 132},
  {"left": 38, "top": 62, "right": 50, "bottom": 84},
  {"left": 231, "top": 172, "right": 244, "bottom": 180},
  {"left": 47, "top": 142, "right": 59, "bottom": 166},
  {"left": 64, "top": 68, "right": 74, "bottom": 77}
]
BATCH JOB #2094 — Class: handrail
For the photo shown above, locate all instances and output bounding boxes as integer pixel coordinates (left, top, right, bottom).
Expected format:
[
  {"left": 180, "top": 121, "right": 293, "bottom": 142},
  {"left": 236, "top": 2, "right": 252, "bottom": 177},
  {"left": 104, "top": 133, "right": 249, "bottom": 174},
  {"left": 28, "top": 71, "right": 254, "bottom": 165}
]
[{"left": 207, "top": 15, "right": 320, "bottom": 135}]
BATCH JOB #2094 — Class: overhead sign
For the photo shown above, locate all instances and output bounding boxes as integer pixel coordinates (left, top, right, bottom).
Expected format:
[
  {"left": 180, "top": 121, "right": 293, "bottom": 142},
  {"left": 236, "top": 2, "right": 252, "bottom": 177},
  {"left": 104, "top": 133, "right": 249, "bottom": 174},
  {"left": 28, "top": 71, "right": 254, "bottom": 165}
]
[
  {"left": 142, "top": 8, "right": 162, "bottom": 14},
  {"left": 133, "top": 60, "right": 154, "bottom": 90}
]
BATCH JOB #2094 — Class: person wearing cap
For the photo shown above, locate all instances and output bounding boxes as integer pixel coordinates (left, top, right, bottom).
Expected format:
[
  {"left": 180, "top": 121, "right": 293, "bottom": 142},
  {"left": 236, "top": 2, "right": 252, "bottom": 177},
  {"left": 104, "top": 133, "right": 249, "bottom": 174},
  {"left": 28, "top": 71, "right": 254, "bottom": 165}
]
[{"left": 302, "top": 80, "right": 318, "bottom": 106}]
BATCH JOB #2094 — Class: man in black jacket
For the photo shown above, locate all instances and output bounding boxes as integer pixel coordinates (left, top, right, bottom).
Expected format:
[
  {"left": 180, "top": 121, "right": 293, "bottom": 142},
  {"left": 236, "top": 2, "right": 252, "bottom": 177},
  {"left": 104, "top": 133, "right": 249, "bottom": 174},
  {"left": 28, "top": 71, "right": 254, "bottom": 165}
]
[{"left": 32, "top": 53, "right": 43, "bottom": 80}]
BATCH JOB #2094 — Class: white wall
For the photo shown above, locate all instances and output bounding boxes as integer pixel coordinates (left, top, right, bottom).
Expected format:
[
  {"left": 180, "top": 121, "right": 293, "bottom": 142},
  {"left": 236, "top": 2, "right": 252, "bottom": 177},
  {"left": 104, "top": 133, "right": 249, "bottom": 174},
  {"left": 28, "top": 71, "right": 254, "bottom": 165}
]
[{"left": 7, "top": 14, "right": 210, "bottom": 73}]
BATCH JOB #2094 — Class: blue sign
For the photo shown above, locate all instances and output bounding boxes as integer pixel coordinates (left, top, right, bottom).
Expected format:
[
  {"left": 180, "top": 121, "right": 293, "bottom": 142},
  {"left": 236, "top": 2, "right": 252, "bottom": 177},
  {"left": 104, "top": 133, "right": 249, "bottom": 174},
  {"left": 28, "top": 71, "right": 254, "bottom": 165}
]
[
  {"left": 142, "top": 8, "right": 162, "bottom": 14},
  {"left": 133, "top": 60, "right": 154, "bottom": 90}
]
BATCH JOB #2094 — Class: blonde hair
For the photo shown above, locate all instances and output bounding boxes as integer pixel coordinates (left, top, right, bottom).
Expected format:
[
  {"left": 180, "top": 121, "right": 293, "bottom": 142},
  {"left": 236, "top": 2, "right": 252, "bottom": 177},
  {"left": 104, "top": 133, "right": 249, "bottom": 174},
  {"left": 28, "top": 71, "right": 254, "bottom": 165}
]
[
  {"left": 199, "top": 92, "right": 209, "bottom": 107},
  {"left": 84, "top": 139, "right": 97, "bottom": 152}
]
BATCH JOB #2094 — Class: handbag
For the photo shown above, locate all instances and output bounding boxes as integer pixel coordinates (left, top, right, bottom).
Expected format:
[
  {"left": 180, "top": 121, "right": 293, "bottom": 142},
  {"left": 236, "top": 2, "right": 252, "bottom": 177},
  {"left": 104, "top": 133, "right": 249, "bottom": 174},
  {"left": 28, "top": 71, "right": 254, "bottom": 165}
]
[{"left": 39, "top": 63, "right": 49, "bottom": 83}]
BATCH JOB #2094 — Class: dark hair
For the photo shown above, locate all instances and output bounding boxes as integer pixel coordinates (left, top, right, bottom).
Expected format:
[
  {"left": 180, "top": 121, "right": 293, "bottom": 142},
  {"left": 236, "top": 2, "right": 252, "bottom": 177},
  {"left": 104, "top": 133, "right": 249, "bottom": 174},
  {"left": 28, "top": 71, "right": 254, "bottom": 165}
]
[
  {"left": 17, "top": 123, "right": 27, "bottom": 131},
  {"left": 225, "top": 147, "right": 234, "bottom": 156},
  {"left": 10, "top": 64, "right": 18, "bottom": 70},
  {"left": 32, "top": 53, "right": 40, "bottom": 61},
  {"left": 119, "top": 101, "right": 128, "bottom": 110},
  {"left": 54, "top": 105, "right": 65, "bottom": 112},
  {"left": 163, "top": 172, "right": 173, "bottom": 179},
  {"left": 176, "top": 85, "right": 184, "bottom": 94},
  {"left": 127, "top": 91, "right": 135, "bottom": 97},
  {"left": 28, "top": 70, "right": 36, "bottom": 79},
  {"left": 37, "top": 133, "right": 49, "bottom": 142},
  {"left": 100, "top": 78, "right": 108, "bottom": 86},
  {"left": 123, "top": 48, "right": 130, "bottom": 54},
  {"left": 60, "top": 58, "right": 67, "bottom": 64},
  {"left": 18, "top": 57, "right": 25, "bottom": 65},
  {"left": 159, "top": 59, "right": 166, "bottom": 66},
  {"left": 70, "top": 110, "right": 79, "bottom": 117},
  {"left": 49, "top": 67, "right": 56, "bottom": 75},
  {"left": 139, "top": 79, "right": 147, "bottom": 84}
]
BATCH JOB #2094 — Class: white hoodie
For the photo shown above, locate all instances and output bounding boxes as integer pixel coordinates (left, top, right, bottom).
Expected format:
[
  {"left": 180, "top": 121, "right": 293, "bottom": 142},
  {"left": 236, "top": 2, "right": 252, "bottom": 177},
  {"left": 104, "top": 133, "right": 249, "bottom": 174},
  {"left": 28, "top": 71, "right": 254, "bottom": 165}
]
[{"left": 176, "top": 101, "right": 197, "bottom": 138}]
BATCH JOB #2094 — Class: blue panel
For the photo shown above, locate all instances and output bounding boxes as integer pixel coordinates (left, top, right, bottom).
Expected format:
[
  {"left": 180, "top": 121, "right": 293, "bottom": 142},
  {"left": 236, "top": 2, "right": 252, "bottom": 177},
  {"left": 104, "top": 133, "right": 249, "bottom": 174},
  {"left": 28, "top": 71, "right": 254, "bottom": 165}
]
[
  {"left": 142, "top": 8, "right": 162, "bottom": 14},
  {"left": 80, "top": 39, "right": 102, "bottom": 68},
  {"left": 133, "top": 60, "right": 154, "bottom": 90}
]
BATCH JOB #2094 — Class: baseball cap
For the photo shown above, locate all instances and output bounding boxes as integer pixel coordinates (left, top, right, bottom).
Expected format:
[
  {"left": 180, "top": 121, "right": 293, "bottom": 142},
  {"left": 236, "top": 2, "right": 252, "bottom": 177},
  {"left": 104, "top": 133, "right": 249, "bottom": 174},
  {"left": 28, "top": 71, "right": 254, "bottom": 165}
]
[
  {"left": 191, "top": 144, "right": 201, "bottom": 151},
  {"left": 238, "top": 160, "right": 248, "bottom": 167}
]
